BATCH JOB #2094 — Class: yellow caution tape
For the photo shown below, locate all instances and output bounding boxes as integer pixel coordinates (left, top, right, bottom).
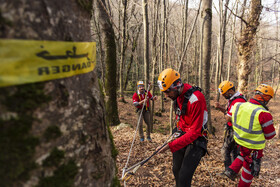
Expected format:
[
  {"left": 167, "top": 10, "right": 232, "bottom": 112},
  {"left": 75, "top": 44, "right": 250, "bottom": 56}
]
[{"left": 0, "top": 39, "right": 96, "bottom": 87}]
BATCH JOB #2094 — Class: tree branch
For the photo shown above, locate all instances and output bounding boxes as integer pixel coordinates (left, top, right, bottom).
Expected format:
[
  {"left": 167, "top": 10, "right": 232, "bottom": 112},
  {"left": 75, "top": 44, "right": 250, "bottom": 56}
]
[{"left": 225, "top": 4, "right": 248, "bottom": 26}]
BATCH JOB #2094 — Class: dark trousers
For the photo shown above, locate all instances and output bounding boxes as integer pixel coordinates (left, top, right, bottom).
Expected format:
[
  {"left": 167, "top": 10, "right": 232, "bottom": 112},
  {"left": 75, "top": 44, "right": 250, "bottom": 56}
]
[
  {"left": 136, "top": 109, "right": 151, "bottom": 139},
  {"left": 221, "top": 125, "right": 238, "bottom": 170},
  {"left": 172, "top": 139, "right": 206, "bottom": 187}
]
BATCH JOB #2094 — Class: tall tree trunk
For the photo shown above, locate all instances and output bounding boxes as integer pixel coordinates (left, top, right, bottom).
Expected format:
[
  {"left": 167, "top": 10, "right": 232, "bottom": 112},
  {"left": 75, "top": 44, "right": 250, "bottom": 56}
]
[
  {"left": 0, "top": 0, "right": 117, "bottom": 186},
  {"left": 119, "top": 0, "right": 128, "bottom": 102},
  {"left": 216, "top": 0, "right": 229, "bottom": 102},
  {"left": 97, "top": 0, "right": 121, "bottom": 126},
  {"left": 178, "top": 0, "right": 202, "bottom": 74},
  {"left": 181, "top": 0, "right": 189, "bottom": 58},
  {"left": 195, "top": 24, "right": 200, "bottom": 86},
  {"left": 151, "top": 0, "right": 160, "bottom": 133},
  {"left": 143, "top": 0, "right": 149, "bottom": 87},
  {"left": 227, "top": 9, "right": 237, "bottom": 81},
  {"left": 274, "top": 2, "right": 279, "bottom": 97},
  {"left": 237, "top": 0, "right": 262, "bottom": 95},
  {"left": 201, "top": 0, "right": 213, "bottom": 133},
  {"left": 93, "top": 8, "right": 106, "bottom": 89},
  {"left": 160, "top": 0, "right": 165, "bottom": 112},
  {"left": 199, "top": 16, "right": 204, "bottom": 88},
  {"left": 124, "top": 24, "right": 142, "bottom": 91}
]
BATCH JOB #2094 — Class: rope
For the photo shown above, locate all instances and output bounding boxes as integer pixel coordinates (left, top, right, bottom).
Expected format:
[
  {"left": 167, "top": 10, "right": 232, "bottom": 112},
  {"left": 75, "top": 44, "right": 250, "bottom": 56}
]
[
  {"left": 122, "top": 83, "right": 151, "bottom": 180},
  {"left": 122, "top": 132, "right": 176, "bottom": 184}
]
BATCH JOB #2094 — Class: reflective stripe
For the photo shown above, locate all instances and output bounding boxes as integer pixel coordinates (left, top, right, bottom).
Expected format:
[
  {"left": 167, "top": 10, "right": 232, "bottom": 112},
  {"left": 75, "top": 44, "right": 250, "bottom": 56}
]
[
  {"left": 241, "top": 175, "right": 252, "bottom": 183},
  {"left": 264, "top": 131, "right": 276, "bottom": 137},
  {"left": 189, "top": 94, "right": 198, "bottom": 104},
  {"left": 262, "top": 120, "right": 273, "bottom": 128},
  {"left": 249, "top": 108, "right": 263, "bottom": 130},
  {"left": 243, "top": 168, "right": 251, "bottom": 175},
  {"left": 237, "top": 155, "right": 244, "bottom": 162},
  {"left": 234, "top": 122, "right": 263, "bottom": 134},
  {"left": 234, "top": 132, "right": 265, "bottom": 145},
  {"left": 233, "top": 103, "right": 242, "bottom": 125}
]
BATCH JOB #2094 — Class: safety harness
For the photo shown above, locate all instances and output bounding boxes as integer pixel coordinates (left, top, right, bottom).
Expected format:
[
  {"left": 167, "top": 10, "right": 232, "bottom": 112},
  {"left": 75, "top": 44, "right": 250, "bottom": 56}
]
[
  {"left": 226, "top": 95, "right": 247, "bottom": 113},
  {"left": 137, "top": 90, "right": 148, "bottom": 111},
  {"left": 173, "top": 86, "right": 208, "bottom": 137},
  {"left": 172, "top": 86, "right": 208, "bottom": 157}
]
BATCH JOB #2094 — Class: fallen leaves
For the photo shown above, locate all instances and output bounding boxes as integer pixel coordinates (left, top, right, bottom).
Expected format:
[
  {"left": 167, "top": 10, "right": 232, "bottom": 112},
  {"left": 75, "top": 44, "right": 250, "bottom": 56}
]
[{"left": 114, "top": 96, "right": 280, "bottom": 186}]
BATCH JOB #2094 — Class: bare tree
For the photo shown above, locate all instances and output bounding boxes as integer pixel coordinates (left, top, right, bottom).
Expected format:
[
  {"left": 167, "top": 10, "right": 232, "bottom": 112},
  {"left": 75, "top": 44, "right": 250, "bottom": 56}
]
[
  {"left": 236, "top": 0, "right": 262, "bottom": 95},
  {"left": 201, "top": 0, "right": 213, "bottom": 132},
  {"left": 215, "top": 0, "right": 230, "bottom": 102},
  {"left": 143, "top": 0, "right": 150, "bottom": 87},
  {"left": 97, "top": 0, "right": 121, "bottom": 126},
  {"left": 119, "top": 0, "right": 128, "bottom": 102},
  {"left": 150, "top": 0, "right": 161, "bottom": 132}
]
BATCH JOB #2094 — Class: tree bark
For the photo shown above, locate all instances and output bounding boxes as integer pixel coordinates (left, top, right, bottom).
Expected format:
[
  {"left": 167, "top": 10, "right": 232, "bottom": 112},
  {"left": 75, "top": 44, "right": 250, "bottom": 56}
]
[
  {"left": 0, "top": 0, "right": 117, "bottom": 186},
  {"left": 237, "top": 0, "right": 262, "bottom": 95},
  {"left": 124, "top": 24, "right": 142, "bottom": 91},
  {"left": 97, "top": 0, "right": 121, "bottom": 126},
  {"left": 143, "top": 0, "right": 150, "bottom": 87},
  {"left": 151, "top": 0, "right": 160, "bottom": 133},
  {"left": 201, "top": 0, "right": 213, "bottom": 133},
  {"left": 119, "top": 0, "right": 128, "bottom": 102}
]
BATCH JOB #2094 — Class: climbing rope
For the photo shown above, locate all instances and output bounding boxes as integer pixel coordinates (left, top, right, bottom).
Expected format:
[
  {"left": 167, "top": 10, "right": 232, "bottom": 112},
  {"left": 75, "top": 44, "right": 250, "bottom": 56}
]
[
  {"left": 122, "top": 132, "right": 176, "bottom": 182},
  {"left": 121, "top": 83, "right": 151, "bottom": 181}
]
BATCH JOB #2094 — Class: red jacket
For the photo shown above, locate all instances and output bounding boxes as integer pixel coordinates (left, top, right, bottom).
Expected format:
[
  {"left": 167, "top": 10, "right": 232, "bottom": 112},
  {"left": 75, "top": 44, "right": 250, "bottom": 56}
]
[
  {"left": 132, "top": 90, "right": 153, "bottom": 109},
  {"left": 226, "top": 92, "right": 246, "bottom": 126},
  {"left": 249, "top": 99, "right": 276, "bottom": 140},
  {"left": 169, "top": 84, "right": 208, "bottom": 153}
]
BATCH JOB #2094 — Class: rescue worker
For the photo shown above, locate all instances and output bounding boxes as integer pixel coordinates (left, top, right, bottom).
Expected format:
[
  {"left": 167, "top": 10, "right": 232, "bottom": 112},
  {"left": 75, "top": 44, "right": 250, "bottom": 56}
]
[
  {"left": 156, "top": 68, "right": 208, "bottom": 187},
  {"left": 132, "top": 81, "right": 157, "bottom": 142},
  {"left": 224, "top": 84, "right": 276, "bottom": 187},
  {"left": 214, "top": 81, "right": 246, "bottom": 172}
]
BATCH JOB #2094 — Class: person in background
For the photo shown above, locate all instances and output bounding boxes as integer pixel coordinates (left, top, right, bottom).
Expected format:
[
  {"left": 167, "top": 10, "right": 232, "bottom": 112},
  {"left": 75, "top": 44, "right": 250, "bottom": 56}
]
[
  {"left": 224, "top": 84, "right": 276, "bottom": 187},
  {"left": 215, "top": 81, "right": 246, "bottom": 173},
  {"left": 132, "top": 81, "right": 157, "bottom": 142},
  {"left": 156, "top": 68, "right": 208, "bottom": 187}
]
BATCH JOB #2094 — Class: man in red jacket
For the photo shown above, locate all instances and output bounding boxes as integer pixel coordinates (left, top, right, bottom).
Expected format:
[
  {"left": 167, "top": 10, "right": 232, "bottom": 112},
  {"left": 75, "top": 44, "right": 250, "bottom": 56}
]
[
  {"left": 215, "top": 81, "right": 246, "bottom": 172},
  {"left": 157, "top": 68, "right": 208, "bottom": 187},
  {"left": 132, "top": 81, "right": 157, "bottom": 142},
  {"left": 224, "top": 84, "right": 276, "bottom": 187}
]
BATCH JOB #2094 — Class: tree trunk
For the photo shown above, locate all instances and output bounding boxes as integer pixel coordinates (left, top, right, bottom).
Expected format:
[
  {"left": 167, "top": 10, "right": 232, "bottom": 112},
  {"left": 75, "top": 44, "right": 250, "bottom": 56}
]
[
  {"left": 97, "top": 0, "right": 121, "bottom": 126},
  {"left": 0, "top": 0, "right": 117, "bottom": 186},
  {"left": 93, "top": 8, "right": 106, "bottom": 89},
  {"left": 143, "top": 0, "right": 150, "bottom": 87},
  {"left": 119, "top": 0, "right": 128, "bottom": 102},
  {"left": 227, "top": 14, "right": 237, "bottom": 81},
  {"left": 124, "top": 24, "right": 142, "bottom": 91},
  {"left": 160, "top": 0, "right": 165, "bottom": 112},
  {"left": 151, "top": 0, "right": 160, "bottom": 133},
  {"left": 237, "top": 0, "right": 262, "bottom": 95},
  {"left": 201, "top": 0, "right": 213, "bottom": 133}
]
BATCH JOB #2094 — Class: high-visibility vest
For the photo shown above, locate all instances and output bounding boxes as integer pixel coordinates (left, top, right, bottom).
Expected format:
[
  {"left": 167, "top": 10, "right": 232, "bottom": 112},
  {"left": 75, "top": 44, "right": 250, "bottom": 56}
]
[{"left": 232, "top": 102, "right": 270, "bottom": 150}]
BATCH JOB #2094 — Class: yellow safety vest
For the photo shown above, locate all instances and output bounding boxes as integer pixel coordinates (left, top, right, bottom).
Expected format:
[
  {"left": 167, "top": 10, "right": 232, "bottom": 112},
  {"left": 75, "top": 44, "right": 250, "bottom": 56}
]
[{"left": 232, "top": 102, "right": 270, "bottom": 150}]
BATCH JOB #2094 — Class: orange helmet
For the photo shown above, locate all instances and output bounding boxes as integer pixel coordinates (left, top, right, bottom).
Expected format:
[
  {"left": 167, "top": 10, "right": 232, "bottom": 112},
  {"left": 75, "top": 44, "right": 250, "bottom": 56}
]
[
  {"left": 218, "top": 81, "right": 234, "bottom": 95},
  {"left": 137, "top": 81, "right": 144, "bottom": 86},
  {"left": 255, "top": 84, "right": 274, "bottom": 98},
  {"left": 157, "top": 68, "right": 180, "bottom": 92}
]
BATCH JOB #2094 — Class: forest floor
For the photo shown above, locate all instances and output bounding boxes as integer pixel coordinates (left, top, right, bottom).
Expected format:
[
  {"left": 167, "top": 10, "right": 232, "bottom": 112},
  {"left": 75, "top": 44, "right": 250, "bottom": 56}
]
[{"left": 111, "top": 92, "right": 280, "bottom": 187}]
